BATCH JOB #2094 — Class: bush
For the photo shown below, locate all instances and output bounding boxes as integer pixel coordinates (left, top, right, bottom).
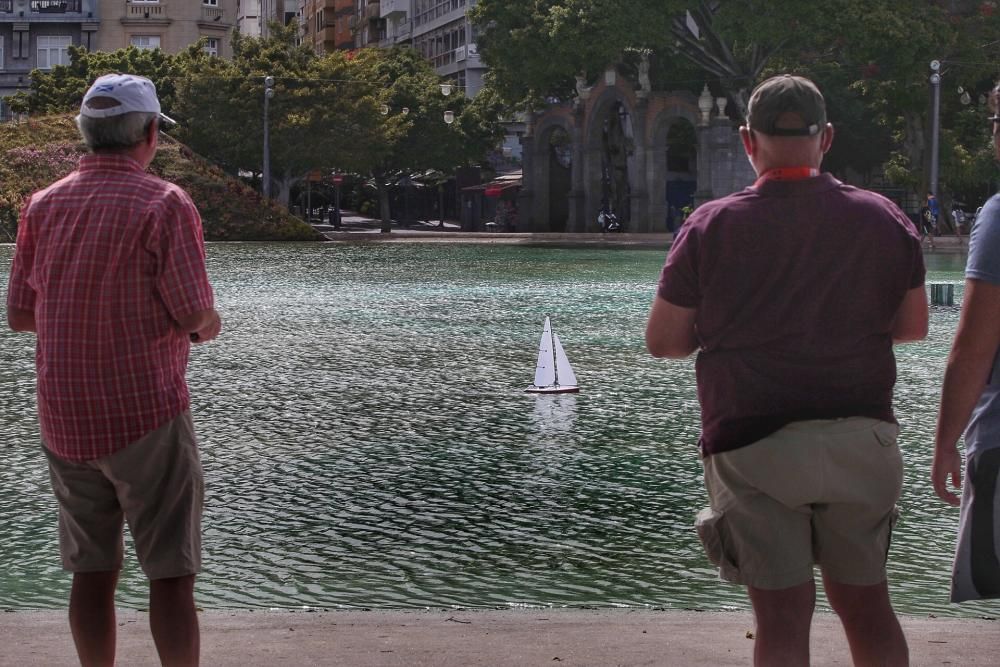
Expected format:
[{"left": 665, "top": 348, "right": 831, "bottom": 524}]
[{"left": 0, "top": 114, "right": 321, "bottom": 242}]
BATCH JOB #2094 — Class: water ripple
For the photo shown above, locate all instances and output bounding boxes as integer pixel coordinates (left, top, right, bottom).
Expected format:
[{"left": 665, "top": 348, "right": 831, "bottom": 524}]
[{"left": 0, "top": 245, "right": 989, "bottom": 617}]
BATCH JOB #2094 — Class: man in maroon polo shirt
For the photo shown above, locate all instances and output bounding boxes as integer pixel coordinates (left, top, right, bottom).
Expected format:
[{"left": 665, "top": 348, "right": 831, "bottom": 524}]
[
  {"left": 646, "top": 75, "right": 928, "bottom": 666},
  {"left": 7, "top": 73, "right": 220, "bottom": 666}
]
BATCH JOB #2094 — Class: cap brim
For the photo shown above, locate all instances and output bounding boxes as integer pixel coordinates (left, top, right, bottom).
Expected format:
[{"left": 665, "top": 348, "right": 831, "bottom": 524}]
[{"left": 158, "top": 113, "right": 178, "bottom": 128}]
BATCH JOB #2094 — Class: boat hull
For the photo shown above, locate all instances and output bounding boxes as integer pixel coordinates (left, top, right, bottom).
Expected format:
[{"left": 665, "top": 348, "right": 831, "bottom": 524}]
[{"left": 525, "top": 385, "right": 580, "bottom": 394}]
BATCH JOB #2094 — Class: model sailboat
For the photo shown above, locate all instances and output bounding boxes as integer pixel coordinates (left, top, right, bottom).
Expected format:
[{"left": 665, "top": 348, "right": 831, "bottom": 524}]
[{"left": 525, "top": 317, "right": 580, "bottom": 393}]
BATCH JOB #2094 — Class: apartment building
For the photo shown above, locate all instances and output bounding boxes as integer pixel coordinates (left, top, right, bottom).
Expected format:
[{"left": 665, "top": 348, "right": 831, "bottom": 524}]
[
  {"left": 368, "top": 0, "right": 485, "bottom": 97},
  {"left": 94, "top": 0, "right": 236, "bottom": 59},
  {"left": 0, "top": 0, "right": 100, "bottom": 118},
  {"left": 299, "top": 0, "right": 352, "bottom": 53},
  {"left": 236, "top": 0, "right": 293, "bottom": 38}
]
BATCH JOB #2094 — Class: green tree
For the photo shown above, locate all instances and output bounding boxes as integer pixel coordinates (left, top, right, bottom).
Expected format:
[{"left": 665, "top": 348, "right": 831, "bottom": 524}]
[
  {"left": 472, "top": 0, "right": 1000, "bottom": 211},
  {"left": 348, "top": 46, "right": 505, "bottom": 230},
  {"left": 6, "top": 44, "right": 186, "bottom": 116},
  {"left": 172, "top": 27, "right": 384, "bottom": 206}
]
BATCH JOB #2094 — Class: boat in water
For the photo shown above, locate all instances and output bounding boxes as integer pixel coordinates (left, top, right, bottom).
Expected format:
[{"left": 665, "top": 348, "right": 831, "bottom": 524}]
[{"left": 525, "top": 316, "right": 579, "bottom": 394}]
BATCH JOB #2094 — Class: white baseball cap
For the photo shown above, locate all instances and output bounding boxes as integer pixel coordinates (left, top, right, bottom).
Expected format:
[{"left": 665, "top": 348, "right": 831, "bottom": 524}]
[{"left": 80, "top": 73, "right": 176, "bottom": 126}]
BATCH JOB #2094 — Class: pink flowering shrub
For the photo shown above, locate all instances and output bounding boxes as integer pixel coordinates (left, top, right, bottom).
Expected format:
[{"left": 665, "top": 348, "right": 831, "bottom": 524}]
[{"left": 0, "top": 114, "right": 319, "bottom": 242}]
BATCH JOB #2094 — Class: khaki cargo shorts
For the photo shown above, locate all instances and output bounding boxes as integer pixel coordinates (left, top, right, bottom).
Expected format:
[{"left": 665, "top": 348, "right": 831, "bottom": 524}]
[
  {"left": 697, "top": 417, "right": 903, "bottom": 590},
  {"left": 43, "top": 411, "right": 203, "bottom": 580}
]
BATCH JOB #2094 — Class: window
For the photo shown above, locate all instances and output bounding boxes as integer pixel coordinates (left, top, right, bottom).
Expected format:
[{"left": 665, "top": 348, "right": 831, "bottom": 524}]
[
  {"left": 130, "top": 35, "right": 161, "bottom": 50},
  {"left": 36, "top": 35, "right": 71, "bottom": 70},
  {"left": 203, "top": 37, "right": 219, "bottom": 57},
  {"left": 203, "top": 0, "right": 218, "bottom": 5}
]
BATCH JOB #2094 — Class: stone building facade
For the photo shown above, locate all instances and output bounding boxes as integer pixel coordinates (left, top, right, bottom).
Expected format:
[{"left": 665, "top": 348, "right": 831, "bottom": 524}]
[
  {"left": 94, "top": 0, "right": 236, "bottom": 59},
  {"left": 517, "top": 66, "right": 756, "bottom": 233},
  {"left": 0, "top": 0, "right": 100, "bottom": 118}
]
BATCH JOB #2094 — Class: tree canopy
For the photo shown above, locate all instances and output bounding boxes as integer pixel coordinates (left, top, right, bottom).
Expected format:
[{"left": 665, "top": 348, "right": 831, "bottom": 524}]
[
  {"left": 471, "top": 0, "right": 1000, "bottom": 207},
  {"left": 12, "top": 28, "right": 506, "bottom": 212}
]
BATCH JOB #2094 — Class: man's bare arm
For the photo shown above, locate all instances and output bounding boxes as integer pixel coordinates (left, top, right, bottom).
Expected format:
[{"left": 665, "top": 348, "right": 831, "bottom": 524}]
[
  {"left": 891, "top": 285, "right": 929, "bottom": 344},
  {"left": 645, "top": 295, "right": 698, "bottom": 358},
  {"left": 932, "top": 279, "right": 1000, "bottom": 505}
]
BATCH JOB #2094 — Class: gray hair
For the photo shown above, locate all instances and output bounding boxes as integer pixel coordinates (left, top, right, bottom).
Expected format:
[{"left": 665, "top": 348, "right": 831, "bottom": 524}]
[{"left": 75, "top": 109, "right": 158, "bottom": 151}]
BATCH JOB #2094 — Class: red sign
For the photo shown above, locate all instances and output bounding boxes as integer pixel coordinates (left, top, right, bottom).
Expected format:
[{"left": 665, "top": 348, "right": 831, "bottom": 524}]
[
  {"left": 332, "top": 174, "right": 345, "bottom": 184},
  {"left": 484, "top": 186, "right": 502, "bottom": 197}
]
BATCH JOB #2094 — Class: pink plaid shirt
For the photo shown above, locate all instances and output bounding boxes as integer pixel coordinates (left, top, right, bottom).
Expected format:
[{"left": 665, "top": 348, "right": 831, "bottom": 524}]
[{"left": 7, "top": 154, "right": 215, "bottom": 461}]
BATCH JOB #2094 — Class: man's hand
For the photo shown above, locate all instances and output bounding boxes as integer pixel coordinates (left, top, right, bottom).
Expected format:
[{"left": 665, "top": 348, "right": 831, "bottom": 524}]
[
  {"left": 931, "top": 443, "right": 963, "bottom": 506},
  {"left": 178, "top": 308, "right": 221, "bottom": 344},
  {"left": 189, "top": 310, "right": 221, "bottom": 344}
]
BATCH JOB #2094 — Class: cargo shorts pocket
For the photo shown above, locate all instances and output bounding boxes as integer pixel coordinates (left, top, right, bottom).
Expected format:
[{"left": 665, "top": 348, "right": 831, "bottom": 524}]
[{"left": 695, "top": 507, "right": 741, "bottom": 582}]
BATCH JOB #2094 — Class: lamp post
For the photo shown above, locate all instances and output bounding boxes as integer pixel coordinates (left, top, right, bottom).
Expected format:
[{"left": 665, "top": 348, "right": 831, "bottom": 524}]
[
  {"left": 929, "top": 60, "right": 941, "bottom": 200},
  {"left": 263, "top": 75, "right": 274, "bottom": 199}
]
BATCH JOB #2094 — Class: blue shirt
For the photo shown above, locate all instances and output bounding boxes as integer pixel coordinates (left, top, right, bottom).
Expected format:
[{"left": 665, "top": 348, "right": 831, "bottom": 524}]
[{"left": 964, "top": 192, "right": 1000, "bottom": 455}]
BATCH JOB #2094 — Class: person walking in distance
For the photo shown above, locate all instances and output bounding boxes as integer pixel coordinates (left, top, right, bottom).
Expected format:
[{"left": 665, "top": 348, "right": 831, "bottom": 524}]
[
  {"left": 6, "top": 73, "right": 221, "bottom": 666},
  {"left": 646, "top": 75, "right": 928, "bottom": 666},
  {"left": 932, "top": 83, "right": 1000, "bottom": 603}
]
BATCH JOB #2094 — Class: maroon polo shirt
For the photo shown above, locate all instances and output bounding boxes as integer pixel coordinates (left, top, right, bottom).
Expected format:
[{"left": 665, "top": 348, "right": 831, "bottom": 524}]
[{"left": 658, "top": 174, "right": 925, "bottom": 457}]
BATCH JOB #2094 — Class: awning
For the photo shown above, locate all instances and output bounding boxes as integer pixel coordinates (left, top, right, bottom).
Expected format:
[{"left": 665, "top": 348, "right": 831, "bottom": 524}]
[{"left": 462, "top": 172, "right": 522, "bottom": 197}]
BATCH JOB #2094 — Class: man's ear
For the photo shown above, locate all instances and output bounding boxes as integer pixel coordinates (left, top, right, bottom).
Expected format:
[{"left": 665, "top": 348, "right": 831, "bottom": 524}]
[
  {"left": 739, "top": 125, "right": 755, "bottom": 156},
  {"left": 146, "top": 118, "right": 159, "bottom": 146},
  {"left": 820, "top": 122, "right": 834, "bottom": 154}
]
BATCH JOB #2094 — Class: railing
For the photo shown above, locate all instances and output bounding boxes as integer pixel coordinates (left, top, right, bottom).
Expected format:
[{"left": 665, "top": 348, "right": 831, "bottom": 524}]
[
  {"left": 126, "top": 2, "right": 166, "bottom": 19},
  {"left": 202, "top": 5, "right": 223, "bottom": 22},
  {"left": 31, "top": 0, "right": 82, "bottom": 12}
]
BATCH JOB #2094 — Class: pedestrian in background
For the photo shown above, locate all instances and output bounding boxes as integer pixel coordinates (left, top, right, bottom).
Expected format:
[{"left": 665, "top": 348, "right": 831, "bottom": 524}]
[
  {"left": 6, "top": 73, "right": 221, "bottom": 666},
  {"left": 646, "top": 74, "right": 927, "bottom": 666},
  {"left": 932, "top": 82, "right": 1000, "bottom": 602}
]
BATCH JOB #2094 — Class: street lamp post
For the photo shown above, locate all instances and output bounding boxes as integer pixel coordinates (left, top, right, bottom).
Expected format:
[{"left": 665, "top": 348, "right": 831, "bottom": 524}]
[
  {"left": 929, "top": 60, "right": 942, "bottom": 200},
  {"left": 263, "top": 75, "right": 274, "bottom": 199}
]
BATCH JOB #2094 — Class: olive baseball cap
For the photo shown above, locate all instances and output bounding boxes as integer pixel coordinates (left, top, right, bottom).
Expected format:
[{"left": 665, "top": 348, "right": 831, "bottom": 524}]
[
  {"left": 80, "top": 73, "right": 176, "bottom": 126},
  {"left": 746, "top": 74, "right": 827, "bottom": 137}
]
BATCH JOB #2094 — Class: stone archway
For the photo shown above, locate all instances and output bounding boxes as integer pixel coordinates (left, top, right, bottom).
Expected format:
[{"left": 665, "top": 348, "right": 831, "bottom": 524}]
[
  {"left": 528, "top": 115, "right": 575, "bottom": 232},
  {"left": 648, "top": 103, "right": 701, "bottom": 233},
  {"left": 546, "top": 128, "right": 573, "bottom": 232},
  {"left": 584, "top": 91, "right": 637, "bottom": 232}
]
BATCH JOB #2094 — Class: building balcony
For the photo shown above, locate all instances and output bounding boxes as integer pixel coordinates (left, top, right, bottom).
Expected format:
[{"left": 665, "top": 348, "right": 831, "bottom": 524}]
[
  {"left": 201, "top": 5, "right": 223, "bottom": 23},
  {"left": 365, "top": 0, "right": 379, "bottom": 20},
  {"left": 122, "top": 1, "right": 169, "bottom": 24},
  {"left": 32, "top": 0, "right": 82, "bottom": 12},
  {"left": 379, "top": 0, "right": 406, "bottom": 19}
]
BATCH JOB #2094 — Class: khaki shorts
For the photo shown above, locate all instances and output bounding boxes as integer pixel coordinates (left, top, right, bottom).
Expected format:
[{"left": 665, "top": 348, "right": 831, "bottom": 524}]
[
  {"left": 697, "top": 417, "right": 902, "bottom": 590},
  {"left": 43, "top": 411, "right": 203, "bottom": 580}
]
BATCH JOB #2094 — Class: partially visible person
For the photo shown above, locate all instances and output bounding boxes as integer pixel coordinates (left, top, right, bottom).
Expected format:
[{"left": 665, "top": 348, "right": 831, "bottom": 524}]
[
  {"left": 927, "top": 192, "right": 941, "bottom": 235},
  {"left": 646, "top": 74, "right": 927, "bottom": 666},
  {"left": 6, "top": 73, "right": 221, "bottom": 666},
  {"left": 932, "top": 82, "right": 1000, "bottom": 603},
  {"left": 920, "top": 202, "right": 936, "bottom": 249}
]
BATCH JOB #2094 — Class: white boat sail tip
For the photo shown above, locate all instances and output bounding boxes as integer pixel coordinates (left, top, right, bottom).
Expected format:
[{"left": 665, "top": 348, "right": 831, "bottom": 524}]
[{"left": 525, "top": 317, "right": 580, "bottom": 393}]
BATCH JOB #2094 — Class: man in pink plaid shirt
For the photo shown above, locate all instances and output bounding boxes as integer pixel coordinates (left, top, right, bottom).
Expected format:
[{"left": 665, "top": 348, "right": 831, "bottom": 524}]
[{"left": 7, "top": 73, "right": 220, "bottom": 666}]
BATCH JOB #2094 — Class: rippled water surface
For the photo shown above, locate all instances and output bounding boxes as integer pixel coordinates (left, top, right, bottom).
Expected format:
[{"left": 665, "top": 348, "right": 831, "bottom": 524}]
[{"left": 0, "top": 242, "right": 993, "bottom": 617}]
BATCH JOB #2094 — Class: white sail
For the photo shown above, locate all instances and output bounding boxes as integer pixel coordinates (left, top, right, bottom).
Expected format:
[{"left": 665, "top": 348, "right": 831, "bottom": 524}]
[
  {"left": 533, "top": 316, "right": 555, "bottom": 388},
  {"left": 552, "top": 333, "right": 577, "bottom": 387}
]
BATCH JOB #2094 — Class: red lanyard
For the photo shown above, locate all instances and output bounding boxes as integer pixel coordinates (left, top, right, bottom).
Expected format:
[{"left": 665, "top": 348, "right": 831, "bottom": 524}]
[{"left": 754, "top": 166, "right": 819, "bottom": 188}]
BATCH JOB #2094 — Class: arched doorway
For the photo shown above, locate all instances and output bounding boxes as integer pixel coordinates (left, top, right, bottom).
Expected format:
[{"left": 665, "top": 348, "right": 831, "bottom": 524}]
[
  {"left": 665, "top": 119, "right": 697, "bottom": 231},
  {"left": 599, "top": 101, "right": 635, "bottom": 228},
  {"left": 547, "top": 127, "right": 572, "bottom": 232}
]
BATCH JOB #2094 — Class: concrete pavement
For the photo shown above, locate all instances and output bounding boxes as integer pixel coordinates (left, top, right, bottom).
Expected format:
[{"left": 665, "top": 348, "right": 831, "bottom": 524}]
[{"left": 2, "top": 609, "right": 997, "bottom": 666}]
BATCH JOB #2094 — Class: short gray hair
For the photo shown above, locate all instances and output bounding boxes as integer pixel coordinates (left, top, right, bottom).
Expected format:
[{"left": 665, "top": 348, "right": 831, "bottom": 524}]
[{"left": 75, "top": 108, "right": 158, "bottom": 151}]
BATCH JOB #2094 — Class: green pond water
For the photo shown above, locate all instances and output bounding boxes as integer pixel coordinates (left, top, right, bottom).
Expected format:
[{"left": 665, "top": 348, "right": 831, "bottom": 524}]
[{"left": 0, "top": 242, "right": 993, "bottom": 618}]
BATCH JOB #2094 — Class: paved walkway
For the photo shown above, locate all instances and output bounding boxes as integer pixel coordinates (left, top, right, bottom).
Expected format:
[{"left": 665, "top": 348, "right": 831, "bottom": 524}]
[
  {"left": 3, "top": 609, "right": 997, "bottom": 666},
  {"left": 312, "top": 214, "right": 970, "bottom": 252}
]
